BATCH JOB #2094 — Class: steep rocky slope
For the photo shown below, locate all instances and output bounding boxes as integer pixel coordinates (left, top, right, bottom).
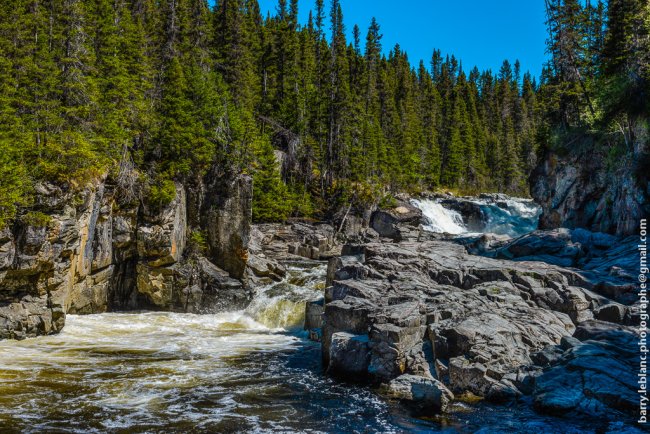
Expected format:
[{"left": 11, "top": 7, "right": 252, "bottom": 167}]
[
  {"left": 0, "top": 173, "right": 252, "bottom": 339},
  {"left": 530, "top": 130, "right": 649, "bottom": 236}
]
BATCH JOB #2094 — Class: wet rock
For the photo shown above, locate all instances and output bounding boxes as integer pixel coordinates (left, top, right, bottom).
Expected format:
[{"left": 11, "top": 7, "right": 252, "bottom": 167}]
[
  {"left": 534, "top": 321, "right": 638, "bottom": 418},
  {"left": 384, "top": 374, "right": 454, "bottom": 413},
  {"left": 304, "top": 298, "right": 324, "bottom": 331},
  {"left": 194, "top": 257, "right": 249, "bottom": 312},
  {"left": 0, "top": 296, "right": 65, "bottom": 340},
  {"left": 322, "top": 296, "right": 376, "bottom": 365},
  {"left": 491, "top": 228, "right": 584, "bottom": 267},
  {"left": 327, "top": 332, "right": 371, "bottom": 378},
  {"left": 247, "top": 254, "right": 286, "bottom": 282},
  {"left": 594, "top": 303, "right": 627, "bottom": 324},
  {"left": 438, "top": 199, "right": 484, "bottom": 232}
]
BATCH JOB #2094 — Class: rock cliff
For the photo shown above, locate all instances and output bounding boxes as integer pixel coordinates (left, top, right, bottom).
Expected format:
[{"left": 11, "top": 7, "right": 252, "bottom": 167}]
[
  {"left": 0, "top": 173, "right": 253, "bottom": 340},
  {"left": 530, "top": 131, "right": 649, "bottom": 236}
]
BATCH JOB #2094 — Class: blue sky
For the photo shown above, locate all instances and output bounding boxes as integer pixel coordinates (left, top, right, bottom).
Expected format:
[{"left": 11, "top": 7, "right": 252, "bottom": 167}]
[{"left": 256, "top": 0, "right": 549, "bottom": 78}]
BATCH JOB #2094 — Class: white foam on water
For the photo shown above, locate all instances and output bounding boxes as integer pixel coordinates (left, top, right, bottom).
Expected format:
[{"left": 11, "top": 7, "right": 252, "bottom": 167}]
[
  {"left": 0, "top": 263, "right": 331, "bottom": 431},
  {"left": 411, "top": 199, "right": 467, "bottom": 234},
  {"left": 412, "top": 196, "right": 541, "bottom": 237}
]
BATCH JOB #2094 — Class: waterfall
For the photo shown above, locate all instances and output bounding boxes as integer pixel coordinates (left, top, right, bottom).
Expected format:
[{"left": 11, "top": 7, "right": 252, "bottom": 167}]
[
  {"left": 411, "top": 196, "right": 541, "bottom": 237},
  {"left": 245, "top": 262, "right": 326, "bottom": 330},
  {"left": 410, "top": 199, "right": 467, "bottom": 234},
  {"left": 478, "top": 198, "right": 541, "bottom": 237}
]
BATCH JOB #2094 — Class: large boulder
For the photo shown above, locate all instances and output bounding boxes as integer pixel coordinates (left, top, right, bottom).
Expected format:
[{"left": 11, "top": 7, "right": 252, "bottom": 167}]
[
  {"left": 383, "top": 374, "right": 454, "bottom": 413},
  {"left": 327, "top": 332, "right": 371, "bottom": 378},
  {"left": 370, "top": 201, "right": 423, "bottom": 240}
]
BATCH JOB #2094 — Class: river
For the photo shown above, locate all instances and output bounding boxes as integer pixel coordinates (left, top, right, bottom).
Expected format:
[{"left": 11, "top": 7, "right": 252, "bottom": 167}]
[{"left": 0, "top": 205, "right": 611, "bottom": 433}]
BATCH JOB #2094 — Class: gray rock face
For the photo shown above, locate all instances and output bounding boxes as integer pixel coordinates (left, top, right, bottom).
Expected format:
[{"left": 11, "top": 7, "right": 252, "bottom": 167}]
[
  {"left": 0, "top": 181, "right": 109, "bottom": 336},
  {"left": 384, "top": 374, "right": 454, "bottom": 413},
  {"left": 304, "top": 298, "right": 324, "bottom": 331},
  {"left": 530, "top": 141, "right": 649, "bottom": 236},
  {"left": 0, "top": 295, "right": 65, "bottom": 340},
  {"left": 533, "top": 321, "right": 638, "bottom": 418},
  {"left": 247, "top": 222, "right": 339, "bottom": 282},
  {"left": 135, "top": 183, "right": 187, "bottom": 308},
  {"left": 327, "top": 332, "right": 371, "bottom": 377},
  {"left": 175, "top": 257, "right": 248, "bottom": 313},
  {"left": 478, "top": 227, "right": 639, "bottom": 306},
  {"left": 320, "top": 236, "right": 636, "bottom": 419},
  {"left": 205, "top": 174, "right": 252, "bottom": 280},
  {"left": 1, "top": 172, "right": 258, "bottom": 339}
]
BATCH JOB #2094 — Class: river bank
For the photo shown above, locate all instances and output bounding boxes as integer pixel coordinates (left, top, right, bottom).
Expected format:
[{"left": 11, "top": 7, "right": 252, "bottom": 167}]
[{"left": 0, "top": 191, "right": 643, "bottom": 432}]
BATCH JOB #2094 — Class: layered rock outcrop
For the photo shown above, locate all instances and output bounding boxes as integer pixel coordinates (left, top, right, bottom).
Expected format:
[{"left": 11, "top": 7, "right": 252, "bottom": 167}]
[
  {"left": 530, "top": 143, "right": 649, "bottom": 236},
  {"left": 0, "top": 173, "right": 255, "bottom": 339},
  {"left": 464, "top": 227, "right": 640, "bottom": 307},
  {"left": 313, "top": 204, "right": 639, "bottom": 422}
]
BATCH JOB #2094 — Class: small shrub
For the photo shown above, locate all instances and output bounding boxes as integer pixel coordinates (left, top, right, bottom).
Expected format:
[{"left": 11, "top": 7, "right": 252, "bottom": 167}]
[
  {"left": 22, "top": 211, "right": 52, "bottom": 228},
  {"left": 379, "top": 194, "right": 398, "bottom": 209},
  {"left": 149, "top": 178, "right": 177, "bottom": 209},
  {"left": 189, "top": 230, "right": 208, "bottom": 253}
]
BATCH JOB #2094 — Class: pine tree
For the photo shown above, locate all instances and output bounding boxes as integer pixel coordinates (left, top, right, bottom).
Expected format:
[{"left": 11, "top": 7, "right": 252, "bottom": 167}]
[
  {"left": 601, "top": 0, "right": 650, "bottom": 117},
  {"left": 3, "top": 0, "right": 635, "bottom": 226},
  {"left": 252, "top": 138, "right": 292, "bottom": 222}
]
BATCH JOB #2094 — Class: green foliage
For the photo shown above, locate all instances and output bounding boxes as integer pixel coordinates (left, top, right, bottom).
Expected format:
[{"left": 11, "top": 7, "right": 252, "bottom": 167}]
[
  {"left": 252, "top": 139, "right": 293, "bottom": 223},
  {"left": 0, "top": 143, "right": 31, "bottom": 229},
  {"left": 0, "top": 0, "right": 645, "bottom": 226},
  {"left": 189, "top": 230, "right": 208, "bottom": 254},
  {"left": 289, "top": 186, "right": 315, "bottom": 219},
  {"left": 541, "top": 0, "right": 649, "bottom": 174},
  {"left": 378, "top": 194, "right": 398, "bottom": 209},
  {"left": 148, "top": 177, "right": 177, "bottom": 210},
  {"left": 21, "top": 211, "right": 52, "bottom": 228}
]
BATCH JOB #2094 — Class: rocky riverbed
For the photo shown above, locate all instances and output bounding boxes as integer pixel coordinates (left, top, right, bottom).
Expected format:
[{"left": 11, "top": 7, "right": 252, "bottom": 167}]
[
  {"left": 0, "top": 183, "right": 644, "bottom": 432},
  {"left": 305, "top": 196, "right": 643, "bottom": 431}
]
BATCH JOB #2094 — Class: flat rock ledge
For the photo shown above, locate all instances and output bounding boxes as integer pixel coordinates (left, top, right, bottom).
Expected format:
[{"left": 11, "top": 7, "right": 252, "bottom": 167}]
[{"left": 313, "top": 239, "right": 639, "bottom": 423}]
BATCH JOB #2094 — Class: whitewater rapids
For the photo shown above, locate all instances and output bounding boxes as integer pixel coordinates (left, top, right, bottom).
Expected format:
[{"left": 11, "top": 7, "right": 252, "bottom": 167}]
[
  {"left": 0, "top": 262, "right": 399, "bottom": 433},
  {"left": 411, "top": 196, "right": 542, "bottom": 237}
]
